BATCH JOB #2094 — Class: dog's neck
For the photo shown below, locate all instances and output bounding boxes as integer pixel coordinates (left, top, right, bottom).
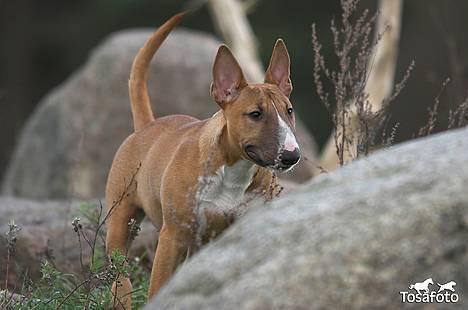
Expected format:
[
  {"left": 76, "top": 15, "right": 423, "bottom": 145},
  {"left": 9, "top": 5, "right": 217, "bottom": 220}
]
[
  {"left": 199, "top": 110, "right": 246, "bottom": 170},
  {"left": 197, "top": 111, "right": 258, "bottom": 217}
]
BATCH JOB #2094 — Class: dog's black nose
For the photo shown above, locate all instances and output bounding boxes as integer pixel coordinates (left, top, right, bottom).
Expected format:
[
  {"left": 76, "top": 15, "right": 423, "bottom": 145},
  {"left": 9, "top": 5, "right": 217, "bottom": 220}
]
[{"left": 280, "top": 148, "right": 300, "bottom": 166}]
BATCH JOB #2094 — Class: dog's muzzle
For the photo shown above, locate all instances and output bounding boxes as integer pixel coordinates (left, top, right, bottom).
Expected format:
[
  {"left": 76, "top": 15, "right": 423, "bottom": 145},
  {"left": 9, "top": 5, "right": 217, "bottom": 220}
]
[
  {"left": 276, "top": 147, "right": 300, "bottom": 171},
  {"left": 244, "top": 145, "right": 269, "bottom": 167},
  {"left": 244, "top": 145, "right": 301, "bottom": 172},
  {"left": 280, "top": 148, "right": 300, "bottom": 166}
]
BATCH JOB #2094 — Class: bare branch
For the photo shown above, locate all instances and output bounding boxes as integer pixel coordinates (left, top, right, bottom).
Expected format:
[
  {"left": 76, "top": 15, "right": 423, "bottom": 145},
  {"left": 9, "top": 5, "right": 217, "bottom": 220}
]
[{"left": 207, "top": 0, "right": 264, "bottom": 82}]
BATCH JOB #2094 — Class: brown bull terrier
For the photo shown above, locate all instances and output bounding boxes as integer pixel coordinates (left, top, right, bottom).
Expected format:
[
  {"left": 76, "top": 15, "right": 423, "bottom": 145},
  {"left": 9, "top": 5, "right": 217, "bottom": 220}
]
[{"left": 105, "top": 12, "right": 301, "bottom": 308}]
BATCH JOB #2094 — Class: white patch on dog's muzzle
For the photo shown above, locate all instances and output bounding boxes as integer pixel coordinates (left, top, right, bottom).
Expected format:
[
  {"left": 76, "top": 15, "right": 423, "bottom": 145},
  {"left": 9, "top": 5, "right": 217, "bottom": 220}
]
[
  {"left": 272, "top": 101, "right": 299, "bottom": 152},
  {"left": 271, "top": 101, "right": 300, "bottom": 172}
]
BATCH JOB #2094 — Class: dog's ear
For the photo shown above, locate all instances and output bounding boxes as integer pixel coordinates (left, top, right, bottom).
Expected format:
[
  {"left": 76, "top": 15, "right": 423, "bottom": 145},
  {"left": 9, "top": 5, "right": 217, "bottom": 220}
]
[
  {"left": 265, "top": 38, "right": 292, "bottom": 98},
  {"left": 211, "top": 45, "right": 247, "bottom": 108}
]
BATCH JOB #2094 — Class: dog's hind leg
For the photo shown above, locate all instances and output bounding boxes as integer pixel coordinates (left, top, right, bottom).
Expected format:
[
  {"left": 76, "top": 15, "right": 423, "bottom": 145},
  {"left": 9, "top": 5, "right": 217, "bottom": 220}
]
[{"left": 106, "top": 196, "right": 142, "bottom": 309}]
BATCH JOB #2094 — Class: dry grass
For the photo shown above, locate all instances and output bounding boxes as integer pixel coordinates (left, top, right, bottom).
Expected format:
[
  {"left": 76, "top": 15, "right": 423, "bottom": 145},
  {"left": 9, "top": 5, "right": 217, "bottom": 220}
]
[
  {"left": 313, "top": 0, "right": 413, "bottom": 166},
  {"left": 0, "top": 165, "right": 148, "bottom": 309}
]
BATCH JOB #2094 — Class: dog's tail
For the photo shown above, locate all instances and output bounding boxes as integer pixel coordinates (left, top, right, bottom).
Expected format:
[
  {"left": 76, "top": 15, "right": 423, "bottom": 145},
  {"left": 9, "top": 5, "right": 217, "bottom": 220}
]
[{"left": 129, "top": 12, "right": 186, "bottom": 132}]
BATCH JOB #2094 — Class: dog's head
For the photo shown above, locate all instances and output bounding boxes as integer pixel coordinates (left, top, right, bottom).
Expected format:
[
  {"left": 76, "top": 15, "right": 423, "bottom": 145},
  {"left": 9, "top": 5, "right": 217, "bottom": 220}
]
[{"left": 210, "top": 39, "right": 300, "bottom": 172}]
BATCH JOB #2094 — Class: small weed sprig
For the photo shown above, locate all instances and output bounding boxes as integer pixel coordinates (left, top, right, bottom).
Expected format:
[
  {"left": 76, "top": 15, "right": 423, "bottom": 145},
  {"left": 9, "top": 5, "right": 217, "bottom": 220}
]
[
  {"left": 1, "top": 221, "right": 22, "bottom": 308},
  {"left": 418, "top": 78, "right": 450, "bottom": 137},
  {"left": 448, "top": 91, "right": 468, "bottom": 129}
]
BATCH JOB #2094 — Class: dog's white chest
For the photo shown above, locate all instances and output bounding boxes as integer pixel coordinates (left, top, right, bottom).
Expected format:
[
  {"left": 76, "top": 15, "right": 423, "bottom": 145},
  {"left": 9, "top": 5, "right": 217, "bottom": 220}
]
[{"left": 196, "top": 160, "right": 255, "bottom": 216}]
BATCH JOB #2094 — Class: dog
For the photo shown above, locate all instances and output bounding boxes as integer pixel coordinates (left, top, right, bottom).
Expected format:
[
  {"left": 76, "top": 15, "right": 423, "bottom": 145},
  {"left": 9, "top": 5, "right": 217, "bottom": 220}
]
[
  {"left": 105, "top": 12, "right": 300, "bottom": 308},
  {"left": 437, "top": 281, "right": 456, "bottom": 293},
  {"left": 409, "top": 278, "right": 434, "bottom": 295}
]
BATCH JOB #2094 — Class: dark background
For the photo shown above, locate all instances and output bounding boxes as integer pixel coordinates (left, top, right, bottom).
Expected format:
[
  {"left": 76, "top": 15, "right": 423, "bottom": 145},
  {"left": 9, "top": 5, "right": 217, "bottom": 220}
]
[{"left": 1, "top": 0, "right": 467, "bottom": 178}]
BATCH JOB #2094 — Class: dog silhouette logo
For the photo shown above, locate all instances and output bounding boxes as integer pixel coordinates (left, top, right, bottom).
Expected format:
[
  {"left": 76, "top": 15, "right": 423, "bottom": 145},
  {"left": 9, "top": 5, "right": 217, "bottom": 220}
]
[
  {"left": 437, "top": 281, "right": 456, "bottom": 293},
  {"left": 400, "top": 278, "right": 459, "bottom": 304},
  {"left": 408, "top": 278, "right": 434, "bottom": 295}
]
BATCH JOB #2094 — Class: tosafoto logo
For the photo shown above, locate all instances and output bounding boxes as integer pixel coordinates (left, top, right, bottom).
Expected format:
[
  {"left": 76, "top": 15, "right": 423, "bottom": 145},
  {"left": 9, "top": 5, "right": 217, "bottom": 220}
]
[{"left": 400, "top": 277, "right": 459, "bottom": 304}]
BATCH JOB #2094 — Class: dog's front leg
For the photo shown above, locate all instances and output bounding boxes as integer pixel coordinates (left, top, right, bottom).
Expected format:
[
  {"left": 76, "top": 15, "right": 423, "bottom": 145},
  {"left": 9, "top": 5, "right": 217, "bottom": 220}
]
[{"left": 148, "top": 224, "right": 192, "bottom": 298}]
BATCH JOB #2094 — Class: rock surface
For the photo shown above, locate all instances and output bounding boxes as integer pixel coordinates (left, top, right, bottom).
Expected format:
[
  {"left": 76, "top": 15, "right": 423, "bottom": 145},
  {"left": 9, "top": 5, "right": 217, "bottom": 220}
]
[
  {"left": 2, "top": 28, "right": 318, "bottom": 200},
  {"left": 148, "top": 127, "right": 468, "bottom": 310},
  {"left": 0, "top": 197, "right": 157, "bottom": 287}
]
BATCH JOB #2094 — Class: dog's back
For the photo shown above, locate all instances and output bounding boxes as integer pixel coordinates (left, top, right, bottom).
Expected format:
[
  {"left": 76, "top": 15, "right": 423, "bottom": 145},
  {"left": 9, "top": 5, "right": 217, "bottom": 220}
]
[{"left": 106, "top": 114, "right": 205, "bottom": 221}]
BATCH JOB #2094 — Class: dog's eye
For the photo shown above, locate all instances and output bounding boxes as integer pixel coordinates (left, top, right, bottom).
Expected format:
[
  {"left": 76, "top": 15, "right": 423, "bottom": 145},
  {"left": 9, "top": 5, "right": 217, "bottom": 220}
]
[
  {"left": 248, "top": 111, "right": 262, "bottom": 119},
  {"left": 287, "top": 107, "right": 294, "bottom": 115}
]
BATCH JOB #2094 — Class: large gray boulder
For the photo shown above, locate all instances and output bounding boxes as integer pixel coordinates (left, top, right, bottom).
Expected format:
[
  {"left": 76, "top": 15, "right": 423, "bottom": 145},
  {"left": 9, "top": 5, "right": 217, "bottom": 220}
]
[
  {"left": 2, "top": 28, "right": 318, "bottom": 200},
  {"left": 1, "top": 29, "right": 219, "bottom": 200},
  {"left": 148, "top": 127, "right": 468, "bottom": 309}
]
